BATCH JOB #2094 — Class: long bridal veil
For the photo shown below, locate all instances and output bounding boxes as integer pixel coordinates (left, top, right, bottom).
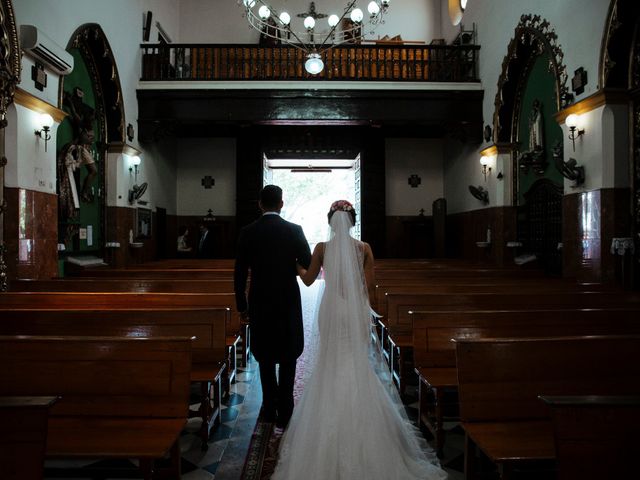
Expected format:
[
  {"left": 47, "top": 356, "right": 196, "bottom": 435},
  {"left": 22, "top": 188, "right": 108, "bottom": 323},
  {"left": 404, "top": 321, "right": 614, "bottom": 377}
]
[{"left": 272, "top": 211, "right": 447, "bottom": 480}]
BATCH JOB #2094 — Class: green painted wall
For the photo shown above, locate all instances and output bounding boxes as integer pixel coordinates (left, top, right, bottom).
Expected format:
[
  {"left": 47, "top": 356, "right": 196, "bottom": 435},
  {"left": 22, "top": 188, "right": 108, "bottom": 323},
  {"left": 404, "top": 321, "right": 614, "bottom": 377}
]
[
  {"left": 517, "top": 53, "right": 564, "bottom": 205},
  {"left": 57, "top": 48, "right": 103, "bottom": 254}
]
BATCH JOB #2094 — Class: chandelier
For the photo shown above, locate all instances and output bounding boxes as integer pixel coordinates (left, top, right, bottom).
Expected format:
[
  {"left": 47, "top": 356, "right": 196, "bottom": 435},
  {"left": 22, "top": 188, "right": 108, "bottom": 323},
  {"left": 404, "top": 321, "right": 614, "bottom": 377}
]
[{"left": 240, "top": 0, "right": 391, "bottom": 74}]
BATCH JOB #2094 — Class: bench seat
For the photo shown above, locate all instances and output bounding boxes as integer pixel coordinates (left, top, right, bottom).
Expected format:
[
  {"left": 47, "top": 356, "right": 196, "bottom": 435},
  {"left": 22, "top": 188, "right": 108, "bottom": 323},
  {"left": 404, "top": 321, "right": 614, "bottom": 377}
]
[
  {"left": 47, "top": 417, "right": 186, "bottom": 458},
  {"left": 463, "top": 420, "right": 555, "bottom": 462}
]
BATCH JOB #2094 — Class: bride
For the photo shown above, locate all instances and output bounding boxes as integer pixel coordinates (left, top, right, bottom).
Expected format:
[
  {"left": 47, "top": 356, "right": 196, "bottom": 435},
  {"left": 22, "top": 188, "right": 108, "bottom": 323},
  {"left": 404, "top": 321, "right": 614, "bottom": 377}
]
[{"left": 271, "top": 200, "right": 447, "bottom": 480}]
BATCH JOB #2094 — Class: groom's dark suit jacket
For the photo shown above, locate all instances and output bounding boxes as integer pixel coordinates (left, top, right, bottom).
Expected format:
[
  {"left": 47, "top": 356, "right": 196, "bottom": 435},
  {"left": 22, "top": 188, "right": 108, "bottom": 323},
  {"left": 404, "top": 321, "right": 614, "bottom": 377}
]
[{"left": 234, "top": 214, "right": 311, "bottom": 363}]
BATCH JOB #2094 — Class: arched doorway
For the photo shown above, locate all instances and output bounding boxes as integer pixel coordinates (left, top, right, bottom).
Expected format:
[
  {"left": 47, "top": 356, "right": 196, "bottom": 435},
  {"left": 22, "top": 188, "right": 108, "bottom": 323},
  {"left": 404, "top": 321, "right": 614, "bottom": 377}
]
[
  {"left": 493, "top": 14, "right": 572, "bottom": 274},
  {"left": 57, "top": 24, "right": 125, "bottom": 261}
]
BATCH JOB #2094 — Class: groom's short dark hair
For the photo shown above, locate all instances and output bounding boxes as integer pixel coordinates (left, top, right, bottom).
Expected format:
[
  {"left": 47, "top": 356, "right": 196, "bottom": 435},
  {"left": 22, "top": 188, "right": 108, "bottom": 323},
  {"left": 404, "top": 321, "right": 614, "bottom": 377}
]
[{"left": 260, "top": 185, "right": 283, "bottom": 210}]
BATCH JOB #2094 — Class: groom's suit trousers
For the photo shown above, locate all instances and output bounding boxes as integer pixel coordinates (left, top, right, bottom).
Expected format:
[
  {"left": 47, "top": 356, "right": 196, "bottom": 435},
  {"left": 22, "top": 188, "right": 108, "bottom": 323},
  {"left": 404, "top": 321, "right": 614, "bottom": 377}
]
[{"left": 259, "top": 359, "right": 296, "bottom": 427}]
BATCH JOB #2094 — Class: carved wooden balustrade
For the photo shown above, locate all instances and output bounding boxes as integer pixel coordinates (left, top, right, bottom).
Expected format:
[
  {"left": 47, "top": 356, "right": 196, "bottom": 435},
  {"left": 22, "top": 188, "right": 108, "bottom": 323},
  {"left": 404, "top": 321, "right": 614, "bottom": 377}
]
[{"left": 141, "top": 43, "right": 480, "bottom": 82}]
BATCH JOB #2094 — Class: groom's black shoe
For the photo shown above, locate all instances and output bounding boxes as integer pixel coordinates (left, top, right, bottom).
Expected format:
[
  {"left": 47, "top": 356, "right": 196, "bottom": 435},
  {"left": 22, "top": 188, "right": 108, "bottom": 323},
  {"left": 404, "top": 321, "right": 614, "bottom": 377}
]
[
  {"left": 260, "top": 406, "right": 277, "bottom": 423},
  {"left": 275, "top": 415, "right": 290, "bottom": 430}
]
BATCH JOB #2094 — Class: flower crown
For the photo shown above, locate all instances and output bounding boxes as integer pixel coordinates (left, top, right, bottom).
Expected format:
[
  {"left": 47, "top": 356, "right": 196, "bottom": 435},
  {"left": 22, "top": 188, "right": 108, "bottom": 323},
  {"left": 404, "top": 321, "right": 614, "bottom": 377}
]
[{"left": 329, "top": 200, "right": 355, "bottom": 213}]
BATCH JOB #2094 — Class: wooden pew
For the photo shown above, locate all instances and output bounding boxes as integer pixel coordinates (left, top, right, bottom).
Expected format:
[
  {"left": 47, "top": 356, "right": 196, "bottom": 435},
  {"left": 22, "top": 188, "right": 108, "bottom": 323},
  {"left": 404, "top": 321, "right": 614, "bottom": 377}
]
[
  {"left": 68, "top": 268, "right": 235, "bottom": 279},
  {"left": 10, "top": 278, "right": 252, "bottom": 368},
  {"left": 0, "top": 292, "right": 241, "bottom": 394},
  {"left": 411, "top": 308, "right": 640, "bottom": 456},
  {"left": 373, "top": 280, "right": 609, "bottom": 316},
  {"left": 383, "top": 291, "right": 640, "bottom": 395},
  {"left": 11, "top": 278, "right": 235, "bottom": 293},
  {"left": 134, "top": 259, "right": 236, "bottom": 269},
  {"left": 0, "top": 336, "right": 192, "bottom": 479},
  {"left": 455, "top": 336, "right": 640, "bottom": 480},
  {"left": 540, "top": 395, "right": 640, "bottom": 480},
  {"left": 0, "top": 396, "right": 58, "bottom": 480},
  {"left": 374, "top": 268, "right": 545, "bottom": 281},
  {"left": 0, "top": 307, "right": 227, "bottom": 449}
]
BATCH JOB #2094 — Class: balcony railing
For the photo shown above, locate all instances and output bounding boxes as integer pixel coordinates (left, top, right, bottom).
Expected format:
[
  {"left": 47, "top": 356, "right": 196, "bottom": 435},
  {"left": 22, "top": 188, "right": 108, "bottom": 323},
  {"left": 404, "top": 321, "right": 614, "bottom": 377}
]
[{"left": 140, "top": 43, "right": 480, "bottom": 82}]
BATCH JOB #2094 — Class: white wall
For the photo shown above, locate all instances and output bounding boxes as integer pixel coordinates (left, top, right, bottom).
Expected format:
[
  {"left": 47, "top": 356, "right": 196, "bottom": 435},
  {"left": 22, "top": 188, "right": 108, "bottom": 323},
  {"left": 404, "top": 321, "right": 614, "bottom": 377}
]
[
  {"left": 438, "top": 0, "right": 613, "bottom": 213},
  {"left": 14, "top": 0, "right": 180, "bottom": 213},
  {"left": 385, "top": 138, "right": 444, "bottom": 216},
  {"left": 176, "top": 138, "right": 236, "bottom": 216},
  {"left": 5, "top": 104, "right": 58, "bottom": 194},
  {"left": 179, "top": 0, "right": 441, "bottom": 43}
]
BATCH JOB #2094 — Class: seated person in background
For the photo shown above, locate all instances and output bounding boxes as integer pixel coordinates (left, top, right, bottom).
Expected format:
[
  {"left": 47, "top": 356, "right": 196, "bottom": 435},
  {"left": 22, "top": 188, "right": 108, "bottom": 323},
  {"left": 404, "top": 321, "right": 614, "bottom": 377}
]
[{"left": 177, "top": 226, "right": 193, "bottom": 256}]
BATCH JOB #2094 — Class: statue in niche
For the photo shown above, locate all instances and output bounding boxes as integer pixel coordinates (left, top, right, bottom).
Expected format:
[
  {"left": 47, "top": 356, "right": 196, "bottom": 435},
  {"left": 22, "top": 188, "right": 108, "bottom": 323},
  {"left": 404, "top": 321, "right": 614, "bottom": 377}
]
[
  {"left": 62, "top": 87, "right": 98, "bottom": 203},
  {"left": 519, "top": 99, "right": 547, "bottom": 174},
  {"left": 528, "top": 99, "right": 544, "bottom": 151}
]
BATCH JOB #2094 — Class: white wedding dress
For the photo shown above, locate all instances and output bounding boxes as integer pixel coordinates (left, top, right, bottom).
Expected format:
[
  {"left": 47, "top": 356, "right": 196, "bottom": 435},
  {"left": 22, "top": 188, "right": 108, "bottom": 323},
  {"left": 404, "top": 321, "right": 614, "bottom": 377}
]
[{"left": 271, "top": 212, "right": 447, "bottom": 480}]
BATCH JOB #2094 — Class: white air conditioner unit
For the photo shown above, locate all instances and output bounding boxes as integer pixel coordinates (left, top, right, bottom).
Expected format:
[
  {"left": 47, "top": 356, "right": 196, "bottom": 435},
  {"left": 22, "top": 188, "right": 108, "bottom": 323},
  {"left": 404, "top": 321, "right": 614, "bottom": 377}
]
[{"left": 20, "top": 25, "right": 74, "bottom": 75}]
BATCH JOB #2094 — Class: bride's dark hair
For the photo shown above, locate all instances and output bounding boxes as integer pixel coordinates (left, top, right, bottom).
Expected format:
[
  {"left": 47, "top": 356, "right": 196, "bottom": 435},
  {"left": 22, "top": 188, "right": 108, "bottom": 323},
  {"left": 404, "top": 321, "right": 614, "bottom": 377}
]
[{"left": 327, "top": 200, "right": 356, "bottom": 225}]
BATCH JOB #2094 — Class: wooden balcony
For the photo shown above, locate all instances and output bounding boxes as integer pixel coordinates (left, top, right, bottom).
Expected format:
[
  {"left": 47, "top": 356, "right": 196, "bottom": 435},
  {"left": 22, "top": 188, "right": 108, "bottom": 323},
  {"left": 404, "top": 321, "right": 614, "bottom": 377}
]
[{"left": 140, "top": 43, "right": 480, "bottom": 83}]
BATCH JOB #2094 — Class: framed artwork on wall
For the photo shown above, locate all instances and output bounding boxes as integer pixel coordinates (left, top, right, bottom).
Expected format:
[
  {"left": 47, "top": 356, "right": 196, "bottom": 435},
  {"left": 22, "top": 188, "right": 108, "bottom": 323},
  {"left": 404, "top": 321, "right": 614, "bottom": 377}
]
[{"left": 136, "top": 207, "right": 152, "bottom": 239}]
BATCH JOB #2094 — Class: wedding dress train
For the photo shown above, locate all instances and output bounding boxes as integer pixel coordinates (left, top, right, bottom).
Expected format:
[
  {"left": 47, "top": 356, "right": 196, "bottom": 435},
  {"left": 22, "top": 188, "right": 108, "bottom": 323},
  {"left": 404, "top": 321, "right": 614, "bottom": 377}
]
[{"left": 271, "top": 212, "right": 447, "bottom": 480}]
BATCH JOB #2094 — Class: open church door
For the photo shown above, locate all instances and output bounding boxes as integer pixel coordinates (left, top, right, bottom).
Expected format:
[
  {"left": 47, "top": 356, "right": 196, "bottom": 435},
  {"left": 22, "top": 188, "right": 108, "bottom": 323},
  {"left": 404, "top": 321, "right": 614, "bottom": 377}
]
[
  {"left": 353, "top": 154, "right": 361, "bottom": 240},
  {"left": 263, "top": 153, "right": 273, "bottom": 186}
]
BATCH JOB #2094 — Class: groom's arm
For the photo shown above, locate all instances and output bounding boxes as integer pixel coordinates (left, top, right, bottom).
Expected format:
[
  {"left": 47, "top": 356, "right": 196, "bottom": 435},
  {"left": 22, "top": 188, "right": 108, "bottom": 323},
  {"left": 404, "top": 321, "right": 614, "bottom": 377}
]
[{"left": 294, "top": 224, "right": 312, "bottom": 269}]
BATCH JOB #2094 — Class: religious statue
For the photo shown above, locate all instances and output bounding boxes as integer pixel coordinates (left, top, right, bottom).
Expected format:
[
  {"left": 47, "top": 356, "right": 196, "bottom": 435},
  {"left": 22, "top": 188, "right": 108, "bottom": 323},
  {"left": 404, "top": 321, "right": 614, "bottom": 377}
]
[
  {"left": 519, "top": 99, "right": 547, "bottom": 174},
  {"left": 62, "top": 87, "right": 98, "bottom": 203},
  {"left": 528, "top": 99, "right": 544, "bottom": 152}
]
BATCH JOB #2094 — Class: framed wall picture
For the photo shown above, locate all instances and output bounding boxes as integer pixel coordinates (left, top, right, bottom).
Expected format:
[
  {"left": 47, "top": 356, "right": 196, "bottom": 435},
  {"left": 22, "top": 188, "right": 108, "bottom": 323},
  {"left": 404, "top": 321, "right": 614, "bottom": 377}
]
[{"left": 136, "top": 207, "right": 152, "bottom": 238}]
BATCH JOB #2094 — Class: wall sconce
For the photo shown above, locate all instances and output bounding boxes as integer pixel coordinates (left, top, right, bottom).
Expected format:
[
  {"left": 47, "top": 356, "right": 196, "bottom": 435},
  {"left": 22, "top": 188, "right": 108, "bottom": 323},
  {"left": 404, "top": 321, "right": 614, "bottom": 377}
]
[
  {"left": 480, "top": 154, "right": 492, "bottom": 181},
  {"left": 129, "top": 155, "right": 141, "bottom": 179},
  {"left": 565, "top": 113, "right": 585, "bottom": 151},
  {"left": 34, "top": 113, "right": 53, "bottom": 152},
  {"left": 128, "top": 156, "right": 148, "bottom": 204}
]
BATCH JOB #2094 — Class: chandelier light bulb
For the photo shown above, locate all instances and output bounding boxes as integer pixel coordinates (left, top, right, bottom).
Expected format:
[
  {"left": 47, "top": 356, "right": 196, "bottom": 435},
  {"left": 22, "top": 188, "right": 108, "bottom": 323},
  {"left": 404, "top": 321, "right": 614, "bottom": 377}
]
[
  {"left": 381, "top": 0, "right": 390, "bottom": 6},
  {"left": 304, "top": 16, "right": 316, "bottom": 29},
  {"left": 243, "top": 0, "right": 256, "bottom": 8},
  {"left": 367, "top": 1, "right": 380, "bottom": 15},
  {"left": 258, "top": 5, "right": 271, "bottom": 19},
  {"left": 279, "top": 11, "right": 291, "bottom": 25},
  {"left": 305, "top": 53, "right": 324, "bottom": 74},
  {"left": 460, "top": 0, "right": 468, "bottom": 10},
  {"left": 328, "top": 14, "right": 340, "bottom": 27},
  {"left": 350, "top": 8, "right": 364, "bottom": 23}
]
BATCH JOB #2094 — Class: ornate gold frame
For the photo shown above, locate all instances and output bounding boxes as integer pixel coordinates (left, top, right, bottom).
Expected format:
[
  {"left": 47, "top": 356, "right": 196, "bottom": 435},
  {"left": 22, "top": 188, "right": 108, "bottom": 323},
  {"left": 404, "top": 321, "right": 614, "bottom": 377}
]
[{"left": 0, "top": 0, "right": 20, "bottom": 291}]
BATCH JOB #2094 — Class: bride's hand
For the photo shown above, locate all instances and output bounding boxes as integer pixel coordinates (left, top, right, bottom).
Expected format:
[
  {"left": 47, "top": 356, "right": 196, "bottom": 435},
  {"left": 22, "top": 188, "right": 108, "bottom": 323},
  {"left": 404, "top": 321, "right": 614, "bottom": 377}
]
[{"left": 296, "top": 262, "right": 307, "bottom": 276}]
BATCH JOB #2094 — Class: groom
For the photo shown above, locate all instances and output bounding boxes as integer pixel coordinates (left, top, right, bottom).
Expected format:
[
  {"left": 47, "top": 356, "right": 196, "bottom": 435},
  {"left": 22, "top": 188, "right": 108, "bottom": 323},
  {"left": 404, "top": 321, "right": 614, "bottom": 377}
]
[{"left": 234, "top": 185, "right": 311, "bottom": 429}]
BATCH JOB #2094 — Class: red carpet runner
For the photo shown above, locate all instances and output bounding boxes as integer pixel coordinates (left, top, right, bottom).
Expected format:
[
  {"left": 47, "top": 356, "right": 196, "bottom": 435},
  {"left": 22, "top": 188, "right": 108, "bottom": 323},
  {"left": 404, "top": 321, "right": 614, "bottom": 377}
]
[{"left": 241, "top": 280, "right": 321, "bottom": 480}]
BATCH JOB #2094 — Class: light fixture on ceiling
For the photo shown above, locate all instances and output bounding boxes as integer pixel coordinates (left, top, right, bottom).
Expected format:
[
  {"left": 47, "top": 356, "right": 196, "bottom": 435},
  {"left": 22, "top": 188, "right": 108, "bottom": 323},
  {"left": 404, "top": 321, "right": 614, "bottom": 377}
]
[
  {"left": 34, "top": 113, "right": 54, "bottom": 152},
  {"left": 565, "top": 113, "right": 585, "bottom": 151},
  {"left": 240, "top": 0, "right": 391, "bottom": 75}
]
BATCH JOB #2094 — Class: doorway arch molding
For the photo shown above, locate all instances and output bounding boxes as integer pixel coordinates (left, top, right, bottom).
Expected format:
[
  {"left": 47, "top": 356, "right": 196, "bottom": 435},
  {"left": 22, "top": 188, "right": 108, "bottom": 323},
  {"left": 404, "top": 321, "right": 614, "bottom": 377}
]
[
  {"left": 492, "top": 14, "right": 572, "bottom": 146},
  {"left": 63, "top": 23, "right": 126, "bottom": 144}
]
